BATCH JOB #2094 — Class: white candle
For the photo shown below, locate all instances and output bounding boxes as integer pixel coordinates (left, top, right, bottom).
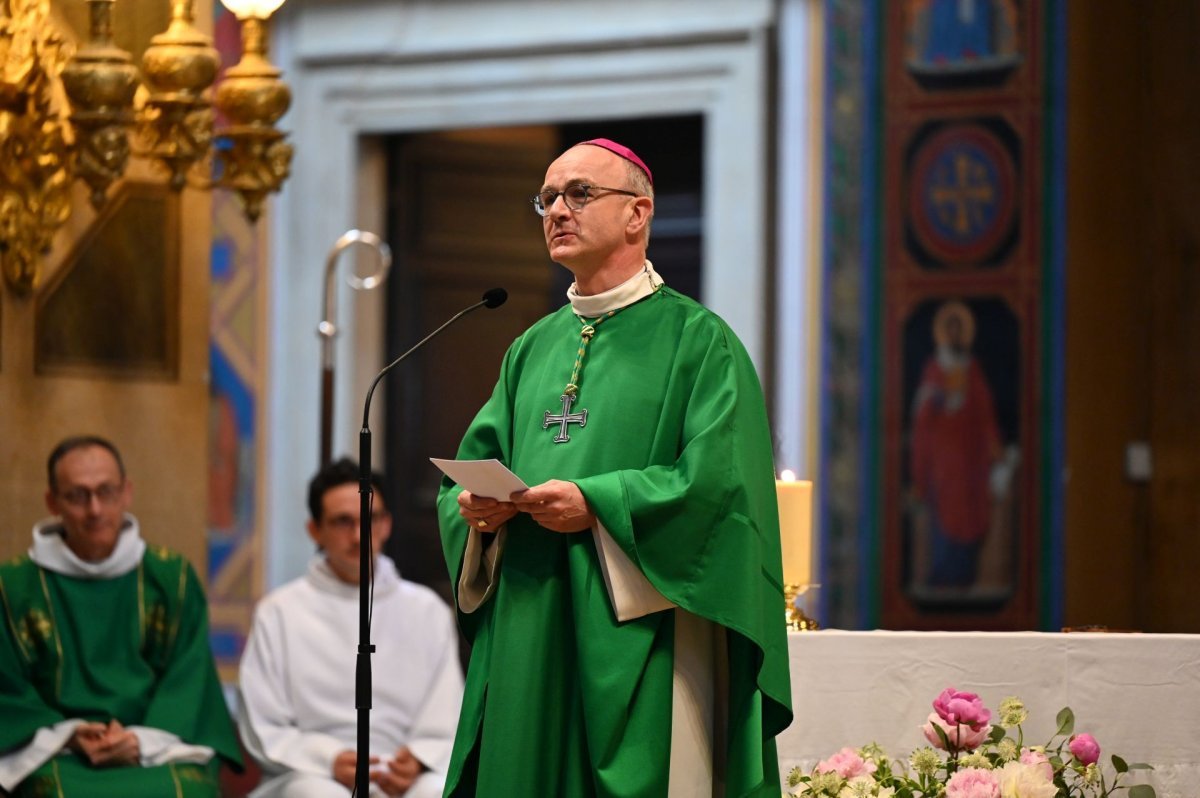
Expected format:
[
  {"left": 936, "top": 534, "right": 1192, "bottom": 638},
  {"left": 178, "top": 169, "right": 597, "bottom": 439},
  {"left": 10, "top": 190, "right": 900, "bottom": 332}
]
[{"left": 775, "top": 473, "right": 813, "bottom": 587}]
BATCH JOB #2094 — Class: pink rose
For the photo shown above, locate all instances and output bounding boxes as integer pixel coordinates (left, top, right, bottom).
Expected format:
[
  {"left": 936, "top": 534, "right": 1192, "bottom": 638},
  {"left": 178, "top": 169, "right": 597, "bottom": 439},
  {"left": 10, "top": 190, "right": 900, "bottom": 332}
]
[
  {"left": 946, "top": 767, "right": 1000, "bottom": 798},
  {"left": 922, "top": 712, "right": 990, "bottom": 752},
  {"left": 933, "top": 687, "right": 992, "bottom": 730},
  {"left": 1019, "top": 748, "right": 1055, "bottom": 781},
  {"left": 1069, "top": 733, "right": 1101, "bottom": 766},
  {"left": 816, "top": 747, "right": 876, "bottom": 780}
]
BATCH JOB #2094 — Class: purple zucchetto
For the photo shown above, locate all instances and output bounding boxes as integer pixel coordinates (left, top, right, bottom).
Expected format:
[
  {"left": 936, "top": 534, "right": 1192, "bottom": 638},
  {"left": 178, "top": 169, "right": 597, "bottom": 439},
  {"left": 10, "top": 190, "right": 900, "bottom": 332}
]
[{"left": 577, "top": 138, "right": 653, "bottom": 187}]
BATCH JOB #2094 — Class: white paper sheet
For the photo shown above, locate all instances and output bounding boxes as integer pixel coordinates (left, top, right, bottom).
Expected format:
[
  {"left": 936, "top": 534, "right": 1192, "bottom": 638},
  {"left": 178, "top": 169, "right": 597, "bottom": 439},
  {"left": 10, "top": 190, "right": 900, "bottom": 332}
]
[{"left": 429, "top": 458, "right": 529, "bottom": 500}]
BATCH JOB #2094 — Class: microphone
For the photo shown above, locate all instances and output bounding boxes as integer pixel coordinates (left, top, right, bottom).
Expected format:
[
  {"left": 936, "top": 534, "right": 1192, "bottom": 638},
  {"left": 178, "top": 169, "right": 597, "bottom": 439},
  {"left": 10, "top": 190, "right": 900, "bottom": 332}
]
[
  {"left": 482, "top": 287, "right": 507, "bottom": 309},
  {"left": 352, "top": 286, "right": 506, "bottom": 798},
  {"left": 361, "top": 287, "right": 507, "bottom": 427}
]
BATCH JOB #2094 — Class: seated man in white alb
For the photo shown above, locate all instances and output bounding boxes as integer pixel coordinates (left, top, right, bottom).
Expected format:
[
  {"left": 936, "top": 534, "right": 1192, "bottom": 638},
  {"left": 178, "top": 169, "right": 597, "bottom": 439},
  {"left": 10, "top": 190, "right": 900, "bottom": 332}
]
[{"left": 238, "top": 458, "right": 463, "bottom": 798}]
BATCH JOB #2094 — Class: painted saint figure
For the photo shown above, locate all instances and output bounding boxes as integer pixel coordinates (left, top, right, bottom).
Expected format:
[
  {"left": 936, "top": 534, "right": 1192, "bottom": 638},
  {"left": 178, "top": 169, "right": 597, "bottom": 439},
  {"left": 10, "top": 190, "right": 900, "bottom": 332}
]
[{"left": 909, "top": 300, "right": 1017, "bottom": 591}]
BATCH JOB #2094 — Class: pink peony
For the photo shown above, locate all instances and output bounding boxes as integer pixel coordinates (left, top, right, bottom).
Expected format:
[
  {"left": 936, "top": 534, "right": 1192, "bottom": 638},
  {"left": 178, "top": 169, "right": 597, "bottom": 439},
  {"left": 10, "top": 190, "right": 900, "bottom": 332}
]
[
  {"left": 946, "top": 767, "right": 1001, "bottom": 798},
  {"left": 933, "top": 687, "right": 992, "bottom": 730},
  {"left": 1069, "top": 733, "right": 1101, "bottom": 766},
  {"left": 922, "top": 712, "right": 991, "bottom": 752},
  {"left": 815, "top": 746, "right": 876, "bottom": 780},
  {"left": 1019, "top": 748, "right": 1054, "bottom": 782}
]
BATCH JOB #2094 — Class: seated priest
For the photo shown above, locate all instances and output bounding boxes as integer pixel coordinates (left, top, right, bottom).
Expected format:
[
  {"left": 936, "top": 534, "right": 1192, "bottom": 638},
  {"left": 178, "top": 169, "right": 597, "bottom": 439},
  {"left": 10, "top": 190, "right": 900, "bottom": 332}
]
[
  {"left": 0, "top": 435, "right": 242, "bottom": 797},
  {"left": 238, "top": 458, "right": 463, "bottom": 798}
]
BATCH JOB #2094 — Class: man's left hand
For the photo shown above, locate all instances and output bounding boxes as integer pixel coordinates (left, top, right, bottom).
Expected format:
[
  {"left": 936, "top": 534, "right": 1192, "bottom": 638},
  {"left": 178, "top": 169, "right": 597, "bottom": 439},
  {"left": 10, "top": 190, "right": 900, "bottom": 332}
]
[
  {"left": 370, "top": 746, "right": 424, "bottom": 795},
  {"left": 73, "top": 720, "right": 140, "bottom": 767},
  {"left": 511, "top": 480, "right": 595, "bottom": 533}
]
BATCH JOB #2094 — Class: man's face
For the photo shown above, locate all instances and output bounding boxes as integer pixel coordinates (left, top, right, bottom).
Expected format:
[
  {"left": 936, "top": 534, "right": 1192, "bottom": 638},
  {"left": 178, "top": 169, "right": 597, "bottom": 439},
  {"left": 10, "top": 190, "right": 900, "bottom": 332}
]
[
  {"left": 307, "top": 482, "right": 392, "bottom": 585},
  {"left": 45, "top": 445, "right": 132, "bottom": 562},
  {"left": 540, "top": 145, "right": 638, "bottom": 272}
]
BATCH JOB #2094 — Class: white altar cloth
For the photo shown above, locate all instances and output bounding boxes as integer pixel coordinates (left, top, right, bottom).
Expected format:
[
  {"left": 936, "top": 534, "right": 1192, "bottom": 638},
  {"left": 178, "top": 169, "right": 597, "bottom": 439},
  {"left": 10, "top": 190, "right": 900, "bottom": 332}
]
[{"left": 779, "top": 630, "right": 1200, "bottom": 798}]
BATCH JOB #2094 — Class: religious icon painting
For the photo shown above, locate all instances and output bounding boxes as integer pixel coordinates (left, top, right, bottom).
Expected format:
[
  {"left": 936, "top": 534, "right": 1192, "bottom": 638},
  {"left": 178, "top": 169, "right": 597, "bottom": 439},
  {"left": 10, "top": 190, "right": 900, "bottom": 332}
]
[
  {"left": 821, "top": 0, "right": 1062, "bottom": 631},
  {"left": 904, "top": 118, "right": 1019, "bottom": 270},
  {"left": 903, "top": 0, "right": 1023, "bottom": 91},
  {"left": 896, "top": 296, "right": 1023, "bottom": 614}
]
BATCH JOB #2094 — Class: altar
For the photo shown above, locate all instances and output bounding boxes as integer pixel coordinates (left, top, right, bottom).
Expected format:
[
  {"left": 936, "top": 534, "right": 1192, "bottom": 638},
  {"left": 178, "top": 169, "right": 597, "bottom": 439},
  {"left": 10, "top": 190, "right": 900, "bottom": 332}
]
[{"left": 778, "top": 630, "right": 1200, "bottom": 798}]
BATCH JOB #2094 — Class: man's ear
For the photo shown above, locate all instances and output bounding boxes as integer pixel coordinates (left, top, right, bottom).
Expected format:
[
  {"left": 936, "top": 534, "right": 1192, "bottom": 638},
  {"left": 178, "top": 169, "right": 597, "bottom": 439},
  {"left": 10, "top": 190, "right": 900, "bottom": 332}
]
[
  {"left": 306, "top": 518, "right": 322, "bottom": 547},
  {"left": 45, "top": 488, "right": 59, "bottom": 516},
  {"left": 626, "top": 196, "right": 654, "bottom": 238}
]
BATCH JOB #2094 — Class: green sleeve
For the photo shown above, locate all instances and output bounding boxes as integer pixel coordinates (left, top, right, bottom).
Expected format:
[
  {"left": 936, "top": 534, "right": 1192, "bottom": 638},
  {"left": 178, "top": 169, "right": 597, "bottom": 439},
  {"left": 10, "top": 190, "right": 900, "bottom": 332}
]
[
  {"left": 140, "top": 558, "right": 243, "bottom": 770},
  {"left": 0, "top": 562, "right": 66, "bottom": 752},
  {"left": 573, "top": 317, "right": 792, "bottom": 736},
  {"left": 436, "top": 338, "right": 519, "bottom": 636}
]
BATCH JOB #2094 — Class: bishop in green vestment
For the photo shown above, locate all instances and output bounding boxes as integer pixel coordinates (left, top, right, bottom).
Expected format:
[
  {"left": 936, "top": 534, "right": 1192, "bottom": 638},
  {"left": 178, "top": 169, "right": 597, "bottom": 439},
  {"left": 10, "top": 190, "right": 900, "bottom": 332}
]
[
  {"left": 0, "top": 436, "right": 241, "bottom": 797},
  {"left": 437, "top": 140, "right": 792, "bottom": 797}
]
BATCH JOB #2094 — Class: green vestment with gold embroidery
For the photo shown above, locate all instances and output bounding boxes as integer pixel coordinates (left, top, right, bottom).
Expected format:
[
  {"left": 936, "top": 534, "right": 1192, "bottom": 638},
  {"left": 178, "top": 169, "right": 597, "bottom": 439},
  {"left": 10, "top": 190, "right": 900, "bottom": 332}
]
[
  {"left": 0, "top": 547, "right": 241, "bottom": 797},
  {"left": 437, "top": 286, "right": 793, "bottom": 797}
]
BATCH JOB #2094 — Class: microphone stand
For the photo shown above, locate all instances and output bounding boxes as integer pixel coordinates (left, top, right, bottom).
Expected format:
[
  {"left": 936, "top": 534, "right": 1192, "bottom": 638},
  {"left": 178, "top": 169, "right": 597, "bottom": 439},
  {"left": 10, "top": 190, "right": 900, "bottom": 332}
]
[{"left": 353, "top": 289, "right": 507, "bottom": 797}]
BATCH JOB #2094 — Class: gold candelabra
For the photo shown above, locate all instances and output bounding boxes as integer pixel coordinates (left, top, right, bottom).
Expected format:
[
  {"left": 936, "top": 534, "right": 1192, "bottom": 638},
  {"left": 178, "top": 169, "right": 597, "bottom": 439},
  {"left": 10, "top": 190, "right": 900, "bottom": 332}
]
[
  {"left": 784, "top": 583, "right": 820, "bottom": 631},
  {"left": 0, "top": 0, "right": 292, "bottom": 295}
]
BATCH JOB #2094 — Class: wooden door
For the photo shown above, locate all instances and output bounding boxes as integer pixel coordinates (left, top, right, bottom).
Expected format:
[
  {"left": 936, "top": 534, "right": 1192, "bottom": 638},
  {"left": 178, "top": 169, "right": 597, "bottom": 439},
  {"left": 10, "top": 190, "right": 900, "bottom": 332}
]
[{"left": 382, "top": 129, "right": 559, "bottom": 602}]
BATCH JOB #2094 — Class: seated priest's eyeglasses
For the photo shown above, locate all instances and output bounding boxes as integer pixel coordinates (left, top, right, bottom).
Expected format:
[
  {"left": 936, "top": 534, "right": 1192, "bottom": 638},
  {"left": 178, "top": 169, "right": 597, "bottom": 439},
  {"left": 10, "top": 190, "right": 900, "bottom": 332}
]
[
  {"left": 323, "top": 511, "right": 390, "bottom": 533},
  {"left": 531, "top": 183, "right": 641, "bottom": 216},
  {"left": 59, "top": 483, "right": 125, "bottom": 508}
]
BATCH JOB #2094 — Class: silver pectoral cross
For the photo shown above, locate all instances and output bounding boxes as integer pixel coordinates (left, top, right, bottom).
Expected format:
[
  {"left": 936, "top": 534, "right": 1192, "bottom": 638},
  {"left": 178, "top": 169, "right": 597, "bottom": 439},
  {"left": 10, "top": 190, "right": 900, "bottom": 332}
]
[{"left": 543, "top": 393, "right": 588, "bottom": 443}]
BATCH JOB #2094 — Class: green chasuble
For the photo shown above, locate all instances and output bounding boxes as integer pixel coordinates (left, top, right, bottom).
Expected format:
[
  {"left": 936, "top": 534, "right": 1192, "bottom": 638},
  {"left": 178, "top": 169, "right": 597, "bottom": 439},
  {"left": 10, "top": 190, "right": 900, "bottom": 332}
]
[
  {"left": 437, "top": 286, "right": 793, "bottom": 797},
  {"left": 0, "top": 546, "right": 241, "bottom": 797}
]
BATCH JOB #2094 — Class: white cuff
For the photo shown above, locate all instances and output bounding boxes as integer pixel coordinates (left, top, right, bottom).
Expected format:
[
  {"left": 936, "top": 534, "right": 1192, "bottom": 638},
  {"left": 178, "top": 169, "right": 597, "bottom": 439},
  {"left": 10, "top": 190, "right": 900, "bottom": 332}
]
[
  {"left": 130, "top": 726, "right": 215, "bottom": 766},
  {"left": 592, "top": 519, "right": 675, "bottom": 622},
  {"left": 457, "top": 526, "right": 506, "bottom": 613},
  {"left": 0, "top": 719, "right": 78, "bottom": 791}
]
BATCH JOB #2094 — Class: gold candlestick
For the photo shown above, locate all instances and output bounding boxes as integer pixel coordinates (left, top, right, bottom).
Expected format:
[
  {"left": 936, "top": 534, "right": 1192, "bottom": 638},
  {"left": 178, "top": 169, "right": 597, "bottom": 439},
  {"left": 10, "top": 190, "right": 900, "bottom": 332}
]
[{"left": 784, "top": 583, "right": 820, "bottom": 631}]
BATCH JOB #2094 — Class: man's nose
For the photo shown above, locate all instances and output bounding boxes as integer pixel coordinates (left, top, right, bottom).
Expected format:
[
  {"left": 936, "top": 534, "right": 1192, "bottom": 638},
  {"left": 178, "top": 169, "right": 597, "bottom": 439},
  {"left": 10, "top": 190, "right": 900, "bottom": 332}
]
[{"left": 546, "top": 193, "right": 572, "bottom": 218}]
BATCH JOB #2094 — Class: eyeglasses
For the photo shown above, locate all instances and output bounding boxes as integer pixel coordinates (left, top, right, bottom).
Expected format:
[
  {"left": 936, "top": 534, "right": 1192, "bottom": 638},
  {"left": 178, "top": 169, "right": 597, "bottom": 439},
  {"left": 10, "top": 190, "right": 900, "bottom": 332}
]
[
  {"left": 58, "top": 483, "right": 124, "bottom": 508},
  {"left": 531, "top": 183, "right": 640, "bottom": 217},
  {"left": 322, "top": 512, "right": 390, "bottom": 533}
]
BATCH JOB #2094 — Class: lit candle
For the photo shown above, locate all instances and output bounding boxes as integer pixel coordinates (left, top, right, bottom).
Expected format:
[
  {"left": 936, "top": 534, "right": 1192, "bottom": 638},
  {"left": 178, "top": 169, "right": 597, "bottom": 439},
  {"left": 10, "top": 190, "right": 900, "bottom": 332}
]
[{"left": 775, "top": 471, "right": 812, "bottom": 587}]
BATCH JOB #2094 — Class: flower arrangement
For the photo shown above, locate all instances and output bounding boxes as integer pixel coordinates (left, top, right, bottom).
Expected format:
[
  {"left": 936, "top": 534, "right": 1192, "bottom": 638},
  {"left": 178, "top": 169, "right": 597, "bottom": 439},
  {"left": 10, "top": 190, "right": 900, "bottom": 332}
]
[{"left": 786, "top": 687, "right": 1156, "bottom": 798}]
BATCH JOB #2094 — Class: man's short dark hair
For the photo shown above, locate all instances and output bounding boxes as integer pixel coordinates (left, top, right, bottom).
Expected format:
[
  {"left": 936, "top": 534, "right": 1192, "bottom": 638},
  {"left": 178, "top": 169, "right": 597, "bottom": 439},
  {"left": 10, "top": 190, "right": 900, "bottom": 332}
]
[
  {"left": 47, "top": 436, "right": 125, "bottom": 492},
  {"left": 307, "top": 457, "right": 390, "bottom": 522}
]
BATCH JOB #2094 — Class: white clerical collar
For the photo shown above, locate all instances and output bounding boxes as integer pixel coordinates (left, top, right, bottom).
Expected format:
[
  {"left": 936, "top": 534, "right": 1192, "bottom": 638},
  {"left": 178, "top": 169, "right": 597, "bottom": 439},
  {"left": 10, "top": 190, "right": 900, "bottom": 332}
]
[
  {"left": 307, "top": 552, "right": 400, "bottom": 598},
  {"left": 567, "top": 260, "right": 664, "bottom": 317},
  {"left": 29, "top": 514, "right": 145, "bottom": 579}
]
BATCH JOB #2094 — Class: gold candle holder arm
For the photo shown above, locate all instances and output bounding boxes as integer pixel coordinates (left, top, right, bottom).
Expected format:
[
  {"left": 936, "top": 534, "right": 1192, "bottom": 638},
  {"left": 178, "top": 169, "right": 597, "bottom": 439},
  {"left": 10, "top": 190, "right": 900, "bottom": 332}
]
[{"left": 784, "top": 582, "right": 820, "bottom": 631}]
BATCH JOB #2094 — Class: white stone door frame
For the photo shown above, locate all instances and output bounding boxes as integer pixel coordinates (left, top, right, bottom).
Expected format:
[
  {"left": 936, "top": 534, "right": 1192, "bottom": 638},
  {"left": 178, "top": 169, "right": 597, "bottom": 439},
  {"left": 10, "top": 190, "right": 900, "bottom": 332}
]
[{"left": 264, "top": 0, "right": 776, "bottom": 585}]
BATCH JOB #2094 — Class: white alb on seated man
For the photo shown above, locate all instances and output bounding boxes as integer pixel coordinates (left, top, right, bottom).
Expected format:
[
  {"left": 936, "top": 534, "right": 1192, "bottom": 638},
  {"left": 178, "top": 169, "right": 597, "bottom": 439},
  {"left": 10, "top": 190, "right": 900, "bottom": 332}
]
[{"left": 238, "top": 458, "right": 464, "bottom": 798}]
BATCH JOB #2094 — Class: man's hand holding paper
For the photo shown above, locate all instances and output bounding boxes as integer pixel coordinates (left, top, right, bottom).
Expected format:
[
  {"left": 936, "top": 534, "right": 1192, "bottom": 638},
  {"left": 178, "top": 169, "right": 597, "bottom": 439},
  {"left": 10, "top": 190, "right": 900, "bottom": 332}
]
[{"left": 430, "top": 458, "right": 524, "bottom": 531}]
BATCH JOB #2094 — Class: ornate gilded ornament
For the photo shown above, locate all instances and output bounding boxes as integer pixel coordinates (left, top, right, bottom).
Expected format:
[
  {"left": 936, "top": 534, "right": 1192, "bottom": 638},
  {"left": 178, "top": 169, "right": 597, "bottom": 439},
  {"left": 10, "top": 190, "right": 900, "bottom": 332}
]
[
  {"left": 137, "top": 0, "right": 219, "bottom": 189},
  {"left": 213, "top": 14, "right": 292, "bottom": 221},
  {"left": 0, "top": 0, "right": 290, "bottom": 295},
  {"left": 60, "top": 0, "right": 138, "bottom": 208},
  {"left": 0, "top": 0, "right": 74, "bottom": 295}
]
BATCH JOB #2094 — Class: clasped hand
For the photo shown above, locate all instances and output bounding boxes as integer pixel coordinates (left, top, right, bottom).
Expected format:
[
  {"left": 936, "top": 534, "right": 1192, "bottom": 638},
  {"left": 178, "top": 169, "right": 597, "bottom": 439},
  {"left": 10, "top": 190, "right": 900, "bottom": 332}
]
[
  {"left": 458, "top": 479, "right": 595, "bottom": 533},
  {"left": 333, "top": 746, "right": 424, "bottom": 795},
  {"left": 68, "top": 719, "right": 140, "bottom": 767}
]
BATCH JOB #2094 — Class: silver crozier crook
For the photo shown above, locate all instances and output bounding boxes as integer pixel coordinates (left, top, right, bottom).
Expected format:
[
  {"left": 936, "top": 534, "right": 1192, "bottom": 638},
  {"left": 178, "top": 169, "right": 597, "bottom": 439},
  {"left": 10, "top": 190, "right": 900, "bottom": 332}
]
[{"left": 318, "top": 230, "right": 393, "bottom": 467}]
